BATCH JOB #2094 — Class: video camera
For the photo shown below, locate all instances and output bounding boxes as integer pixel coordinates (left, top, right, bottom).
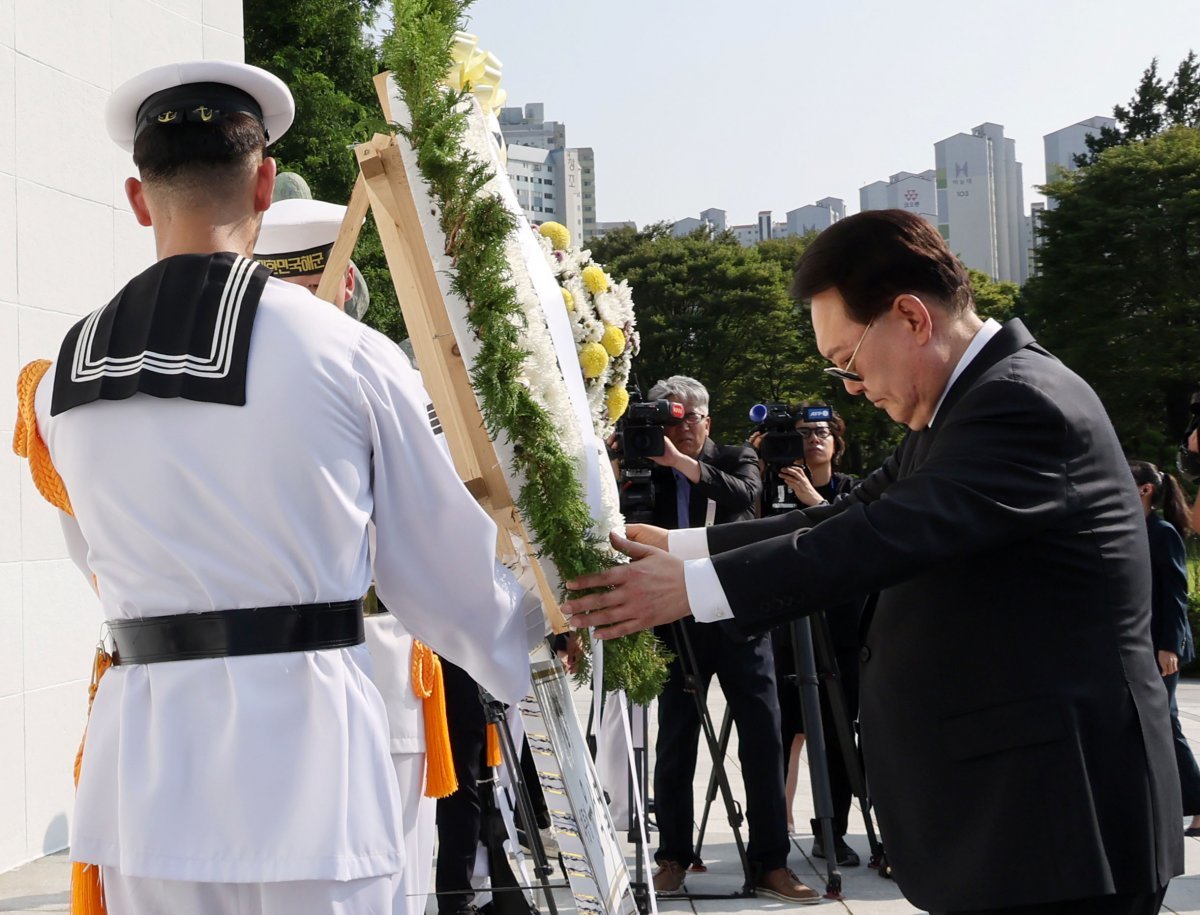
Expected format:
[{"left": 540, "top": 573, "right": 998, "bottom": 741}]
[
  {"left": 1178, "top": 392, "right": 1200, "bottom": 482},
  {"left": 613, "top": 391, "right": 685, "bottom": 522},
  {"left": 750, "top": 403, "right": 833, "bottom": 466}
]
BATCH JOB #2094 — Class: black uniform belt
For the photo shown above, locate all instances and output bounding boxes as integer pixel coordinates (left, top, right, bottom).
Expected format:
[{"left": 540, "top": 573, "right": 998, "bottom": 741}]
[{"left": 108, "top": 599, "right": 364, "bottom": 665}]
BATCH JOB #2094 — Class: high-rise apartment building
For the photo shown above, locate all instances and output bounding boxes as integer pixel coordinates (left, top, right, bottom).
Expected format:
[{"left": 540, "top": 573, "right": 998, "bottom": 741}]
[
  {"left": 497, "top": 103, "right": 597, "bottom": 241},
  {"left": 934, "top": 123, "right": 1027, "bottom": 283},
  {"left": 673, "top": 200, "right": 842, "bottom": 246},
  {"left": 859, "top": 170, "right": 938, "bottom": 224},
  {"left": 1042, "top": 116, "right": 1116, "bottom": 208}
]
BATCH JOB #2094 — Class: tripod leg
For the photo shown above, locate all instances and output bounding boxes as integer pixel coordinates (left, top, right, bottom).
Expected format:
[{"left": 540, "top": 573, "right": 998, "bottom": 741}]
[
  {"left": 810, "top": 612, "right": 888, "bottom": 872},
  {"left": 791, "top": 618, "right": 841, "bottom": 899},
  {"left": 483, "top": 692, "right": 559, "bottom": 915},
  {"left": 693, "top": 705, "right": 733, "bottom": 865}
]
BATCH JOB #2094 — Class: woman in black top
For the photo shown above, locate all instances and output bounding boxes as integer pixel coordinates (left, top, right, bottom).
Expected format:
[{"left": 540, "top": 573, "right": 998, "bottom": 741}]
[{"left": 1131, "top": 459, "right": 1200, "bottom": 836}]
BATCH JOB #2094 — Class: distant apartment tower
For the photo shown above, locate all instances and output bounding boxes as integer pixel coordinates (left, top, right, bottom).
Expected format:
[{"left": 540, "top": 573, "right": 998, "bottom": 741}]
[
  {"left": 1042, "top": 116, "right": 1117, "bottom": 208},
  {"left": 859, "top": 170, "right": 937, "bottom": 224},
  {"left": 783, "top": 198, "right": 845, "bottom": 238},
  {"left": 505, "top": 144, "right": 585, "bottom": 244},
  {"left": 676, "top": 200, "right": 842, "bottom": 246},
  {"left": 671, "top": 207, "right": 728, "bottom": 237},
  {"left": 498, "top": 102, "right": 565, "bottom": 149},
  {"left": 498, "top": 102, "right": 597, "bottom": 240},
  {"left": 934, "top": 123, "right": 1027, "bottom": 283}
]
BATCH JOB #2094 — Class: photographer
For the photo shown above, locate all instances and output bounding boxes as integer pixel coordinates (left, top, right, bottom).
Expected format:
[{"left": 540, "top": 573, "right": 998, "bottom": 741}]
[
  {"left": 752, "top": 404, "right": 864, "bottom": 866},
  {"left": 616, "top": 376, "right": 818, "bottom": 904}
]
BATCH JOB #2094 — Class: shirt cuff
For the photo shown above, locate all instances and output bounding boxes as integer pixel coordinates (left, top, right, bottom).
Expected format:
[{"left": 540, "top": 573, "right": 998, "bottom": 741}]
[
  {"left": 669, "top": 526, "right": 711, "bottom": 559},
  {"left": 685, "top": 558, "right": 734, "bottom": 623}
]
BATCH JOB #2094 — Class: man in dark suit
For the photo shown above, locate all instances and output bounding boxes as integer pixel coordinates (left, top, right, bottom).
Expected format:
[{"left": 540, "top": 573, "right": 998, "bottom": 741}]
[
  {"left": 565, "top": 210, "right": 1182, "bottom": 914},
  {"left": 636, "top": 376, "right": 818, "bottom": 905}
]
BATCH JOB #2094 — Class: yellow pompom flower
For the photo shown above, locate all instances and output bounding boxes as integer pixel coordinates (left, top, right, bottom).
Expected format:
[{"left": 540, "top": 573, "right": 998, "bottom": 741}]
[
  {"left": 562, "top": 287, "right": 574, "bottom": 311},
  {"left": 579, "top": 342, "right": 609, "bottom": 379},
  {"left": 606, "top": 385, "right": 630, "bottom": 421},
  {"left": 538, "top": 221, "right": 571, "bottom": 251},
  {"left": 601, "top": 324, "right": 626, "bottom": 357},
  {"left": 582, "top": 265, "right": 609, "bottom": 295}
]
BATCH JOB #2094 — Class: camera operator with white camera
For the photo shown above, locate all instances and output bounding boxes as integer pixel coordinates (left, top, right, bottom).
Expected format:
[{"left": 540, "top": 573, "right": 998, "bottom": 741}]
[{"left": 624, "top": 375, "right": 818, "bottom": 904}]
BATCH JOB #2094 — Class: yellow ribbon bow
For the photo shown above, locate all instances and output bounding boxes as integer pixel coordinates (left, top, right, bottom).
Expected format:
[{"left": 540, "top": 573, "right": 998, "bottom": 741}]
[{"left": 444, "top": 31, "right": 507, "bottom": 115}]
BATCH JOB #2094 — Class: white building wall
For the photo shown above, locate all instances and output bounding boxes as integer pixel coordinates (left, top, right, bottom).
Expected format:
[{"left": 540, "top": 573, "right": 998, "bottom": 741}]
[{"left": 0, "top": 0, "right": 245, "bottom": 874}]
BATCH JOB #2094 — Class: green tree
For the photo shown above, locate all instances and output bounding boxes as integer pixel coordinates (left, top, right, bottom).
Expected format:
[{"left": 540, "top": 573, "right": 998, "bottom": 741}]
[
  {"left": 1023, "top": 126, "right": 1200, "bottom": 466},
  {"left": 1080, "top": 51, "right": 1200, "bottom": 164},
  {"left": 967, "top": 268, "right": 1019, "bottom": 323},
  {"left": 244, "top": 0, "right": 403, "bottom": 338}
]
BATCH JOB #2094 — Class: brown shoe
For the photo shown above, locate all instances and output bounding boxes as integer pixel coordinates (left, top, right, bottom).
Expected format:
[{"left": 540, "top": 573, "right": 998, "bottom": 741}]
[
  {"left": 652, "top": 859, "right": 686, "bottom": 895},
  {"left": 755, "top": 867, "right": 822, "bottom": 905}
]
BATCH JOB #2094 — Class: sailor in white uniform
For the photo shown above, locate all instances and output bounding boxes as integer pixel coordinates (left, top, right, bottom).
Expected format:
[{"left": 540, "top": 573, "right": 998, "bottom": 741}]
[
  {"left": 17, "top": 60, "right": 530, "bottom": 915},
  {"left": 255, "top": 194, "right": 438, "bottom": 915}
]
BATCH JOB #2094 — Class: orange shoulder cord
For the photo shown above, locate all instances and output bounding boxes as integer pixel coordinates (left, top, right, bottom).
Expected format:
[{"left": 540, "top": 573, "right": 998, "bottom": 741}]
[
  {"left": 13, "top": 360, "right": 72, "bottom": 515},
  {"left": 14, "top": 360, "right": 106, "bottom": 914},
  {"left": 411, "top": 640, "right": 459, "bottom": 798}
]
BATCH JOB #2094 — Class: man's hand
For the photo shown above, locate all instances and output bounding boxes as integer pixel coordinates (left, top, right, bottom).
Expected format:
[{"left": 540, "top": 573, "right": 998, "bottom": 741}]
[
  {"left": 649, "top": 435, "right": 684, "bottom": 469},
  {"left": 1159, "top": 649, "right": 1180, "bottom": 677},
  {"left": 1190, "top": 429, "right": 1198, "bottom": 454},
  {"left": 626, "top": 523, "right": 669, "bottom": 551},
  {"left": 563, "top": 532, "right": 692, "bottom": 638}
]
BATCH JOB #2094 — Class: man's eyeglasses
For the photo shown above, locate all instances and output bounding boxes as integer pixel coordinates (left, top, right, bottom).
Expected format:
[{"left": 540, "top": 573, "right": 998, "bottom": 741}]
[
  {"left": 797, "top": 427, "right": 831, "bottom": 440},
  {"left": 823, "top": 319, "right": 874, "bottom": 383},
  {"left": 681, "top": 411, "right": 708, "bottom": 427}
]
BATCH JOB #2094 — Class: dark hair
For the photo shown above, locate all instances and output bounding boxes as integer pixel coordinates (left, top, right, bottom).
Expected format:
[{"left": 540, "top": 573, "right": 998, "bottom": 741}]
[
  {"left": 791, "top": 209, "right": 972, "bottom": 324},
  {"left": 132, "top": 112, "right": 265, "bottom": 187},
  {"left": 1130, "top": 459, "right": 1192, "bottom": 538},
  {"left": 793, "top": 401, "right": 846, "bottom": 468}
]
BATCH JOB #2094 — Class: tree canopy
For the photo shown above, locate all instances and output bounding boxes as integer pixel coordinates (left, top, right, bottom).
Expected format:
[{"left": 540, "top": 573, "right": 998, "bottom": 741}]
[
  {"left": 244, "top": 0, "right": 403, "bottom": 338},
  {"left": 1023, "top": 126, "right": 1200, "bottom": 465},
  {"left": 1079, "top": 51, "right": 1200, "bottom": 164}
]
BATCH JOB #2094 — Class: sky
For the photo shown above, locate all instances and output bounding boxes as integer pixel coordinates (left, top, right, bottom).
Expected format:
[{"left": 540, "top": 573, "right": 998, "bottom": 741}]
[{"left": 447, "top": 0, "right": 1200, "bottom": 229}]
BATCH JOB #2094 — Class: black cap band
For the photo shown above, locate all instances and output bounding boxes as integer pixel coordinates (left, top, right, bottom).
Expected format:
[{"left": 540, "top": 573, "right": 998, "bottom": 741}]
[
  {"left": 135, "top": 82, "right": 267, "bottom": 144},
  {"left": 255, "top": 244, "right": 335, "bottom": 278}
]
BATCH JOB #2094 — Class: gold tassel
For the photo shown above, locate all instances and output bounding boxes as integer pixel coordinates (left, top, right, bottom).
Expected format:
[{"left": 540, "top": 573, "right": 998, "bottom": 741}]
[
  {"left": 486, "top": 723, "right": 502, "bottom": 768},
  {"left": 71, "top": 645, "right": 111, "bottom": 914},
  {"left": 411, "top": 641, "right": 458, "bottom": 798},
  {"left": 13, "top": 359, "right": 73, "bottom": 516}
]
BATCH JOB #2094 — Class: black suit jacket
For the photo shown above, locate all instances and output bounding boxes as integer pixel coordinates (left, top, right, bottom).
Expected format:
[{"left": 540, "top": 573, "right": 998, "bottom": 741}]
[
  {"left": 702, "top": 320, "right": 1181, "bottom": 910},
  {"left": 648, "top": 437, "right": 760, "bottom": 530}
]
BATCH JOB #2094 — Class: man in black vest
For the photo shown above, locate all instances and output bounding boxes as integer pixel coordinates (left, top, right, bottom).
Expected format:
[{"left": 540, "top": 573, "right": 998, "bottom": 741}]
[
  {"left": 566, "top": 211, "right": 1181, "bottom": 914},
  {"left": 635, "top": 376, "right": 819, "bottom": 905}
]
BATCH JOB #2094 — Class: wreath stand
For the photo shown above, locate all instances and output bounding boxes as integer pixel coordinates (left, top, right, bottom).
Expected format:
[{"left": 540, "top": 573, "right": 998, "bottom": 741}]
[{"left": 314, "top": 72, "right": 641, "bottom": 915}]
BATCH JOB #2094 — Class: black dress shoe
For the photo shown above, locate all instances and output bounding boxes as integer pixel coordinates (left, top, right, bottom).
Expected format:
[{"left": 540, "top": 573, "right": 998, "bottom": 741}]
[{"left": 811, "top": 833, "right": 861, "bottom": 867}]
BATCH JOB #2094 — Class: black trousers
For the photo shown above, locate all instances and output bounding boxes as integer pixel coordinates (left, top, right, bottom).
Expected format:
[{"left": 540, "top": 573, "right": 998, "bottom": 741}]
[
  {"left": 436, "top": 658, "right": 488, "bottom": 915},
  {"left": 1163, "top": 672, "right": 1200, "bottom": 815},
  {"left": 938, "top": 884, "right": 1167, "bottom": 914},
  {"left": 653, "top": 619, "right": 789, "bottom": 872}
]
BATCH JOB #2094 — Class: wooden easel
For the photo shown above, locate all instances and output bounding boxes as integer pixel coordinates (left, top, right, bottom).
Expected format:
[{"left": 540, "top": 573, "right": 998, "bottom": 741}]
[{"left": 318, "top": 73, "right": 565, "bottom": 631}]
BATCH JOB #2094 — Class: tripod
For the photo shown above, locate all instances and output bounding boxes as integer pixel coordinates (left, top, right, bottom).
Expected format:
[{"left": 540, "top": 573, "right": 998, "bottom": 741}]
[{"left": 479, "top": 687, "right": 562, "bottom": 915}]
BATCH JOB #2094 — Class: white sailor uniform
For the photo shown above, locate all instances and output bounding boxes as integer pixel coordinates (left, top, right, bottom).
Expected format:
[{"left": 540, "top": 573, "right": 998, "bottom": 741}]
[{"left": 36, "top": 265, "right": 529, "bottom": 906}]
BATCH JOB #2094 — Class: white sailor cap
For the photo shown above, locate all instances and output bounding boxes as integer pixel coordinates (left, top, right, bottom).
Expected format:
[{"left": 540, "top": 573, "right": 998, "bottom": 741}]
[
  {"left": 254, "top": 198, "right": 360, "bottom": 279},
  {"left": 105, "top": 60, "right": 294, "bottom": 153}
]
